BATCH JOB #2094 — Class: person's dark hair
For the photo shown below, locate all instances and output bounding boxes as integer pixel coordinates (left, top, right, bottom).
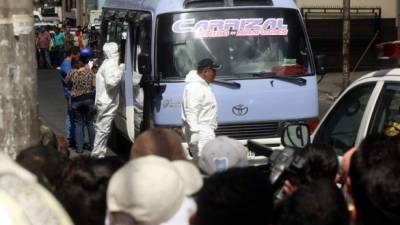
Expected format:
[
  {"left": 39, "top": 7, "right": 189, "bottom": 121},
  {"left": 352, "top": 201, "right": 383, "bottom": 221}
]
[
  {"left": 130, "top": 128, "right": 186, "bottom": 160},
  {"left": 195, "top": 167, "right": 273, "bottom": 225},
  {"left": 197, "top": 68, "right": 206, "bottom": 74},
  {"left": 16, "top": 145, "right": 69, "bottom": 193},
  {"left": 349, "top": 134, "right": 400, "bottom": 225},
  {"left": 71, "top": 46, "right": 80, "bottom": 55},
  {"left": 298, "top": 143, "right": 339, "bottom": 182},
  {"left": 350, "top": 163, "right": 400, "bottom": 225},
  {"left": 349, "top": 134, "right": 400, "bottom": 192},
  {"left": 276, "top": 179, "right": 350, "bottom": 225},
  {"left": 88, "top": 156, "right": 124, "bottom": 181},
  {"left": 65, "top": 46, "right": 80, "bottom": 58},
  {"left": 72, "top": 59, "right": 85, "bottom": 69},
  {"left": 57, "top": 156, "right": 108, "bottom": 225},
  {"left": 354, "top": 133, "right": 400, "bottom": 169}
]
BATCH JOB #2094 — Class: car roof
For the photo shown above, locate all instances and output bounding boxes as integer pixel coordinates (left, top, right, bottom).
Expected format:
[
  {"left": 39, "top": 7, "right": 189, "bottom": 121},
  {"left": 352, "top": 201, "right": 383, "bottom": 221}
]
[
  {"left": 352, "top": 68, "right": 400, "bottom": 84},
  {"left": 359, "top": 68, "right": 400, "bottom": 79}
]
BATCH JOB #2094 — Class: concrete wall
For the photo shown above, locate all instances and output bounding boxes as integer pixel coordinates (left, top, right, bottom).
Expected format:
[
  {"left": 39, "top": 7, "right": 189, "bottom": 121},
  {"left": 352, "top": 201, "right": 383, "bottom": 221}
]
[{"left": 296, "top": 0, "right": 397, "bottom": 18}]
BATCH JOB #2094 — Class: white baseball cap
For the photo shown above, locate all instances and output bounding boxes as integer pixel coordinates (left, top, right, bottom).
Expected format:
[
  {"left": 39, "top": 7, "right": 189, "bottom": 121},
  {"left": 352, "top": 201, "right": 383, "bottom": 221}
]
[{"left": 107, "top": 155, "right": 203, "bottom": 225}]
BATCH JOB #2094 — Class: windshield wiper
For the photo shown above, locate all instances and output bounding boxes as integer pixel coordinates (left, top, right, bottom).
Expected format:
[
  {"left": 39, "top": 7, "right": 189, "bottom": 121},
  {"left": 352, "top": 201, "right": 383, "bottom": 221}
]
[
  {"left": 213, "top": 79, "right": 241, "bottom": 89},
  {"left": 252, "top": 72, "right": 307, "bottom": 86}
]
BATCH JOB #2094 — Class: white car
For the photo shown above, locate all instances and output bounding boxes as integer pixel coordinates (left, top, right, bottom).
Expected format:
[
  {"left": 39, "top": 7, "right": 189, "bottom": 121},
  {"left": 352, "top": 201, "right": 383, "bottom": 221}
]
[{"left": 311, "top": 68, "right": 400, "bottom": 155}]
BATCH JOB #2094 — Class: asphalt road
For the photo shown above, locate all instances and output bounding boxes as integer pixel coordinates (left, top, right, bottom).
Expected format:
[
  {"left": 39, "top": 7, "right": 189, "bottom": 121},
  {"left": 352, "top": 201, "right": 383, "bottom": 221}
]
[
  {"left": 37, "top": 69, "right": 347, "bottom": 138},
  {"left": 37, "top": 69, "right": 67, "bottom": 136}
]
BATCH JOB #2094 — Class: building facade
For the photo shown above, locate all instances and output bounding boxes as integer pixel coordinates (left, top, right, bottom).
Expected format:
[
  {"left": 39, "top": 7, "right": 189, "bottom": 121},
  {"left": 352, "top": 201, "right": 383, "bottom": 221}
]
[{"left": 297, "top": 0, "right": 398, "bottom": 71}]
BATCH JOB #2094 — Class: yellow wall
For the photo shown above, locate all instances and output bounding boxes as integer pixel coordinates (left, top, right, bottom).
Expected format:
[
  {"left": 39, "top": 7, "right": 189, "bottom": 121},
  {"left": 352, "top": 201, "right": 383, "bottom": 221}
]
[{"left": 296, "top": 0, "right": 397, "bottom": 18}]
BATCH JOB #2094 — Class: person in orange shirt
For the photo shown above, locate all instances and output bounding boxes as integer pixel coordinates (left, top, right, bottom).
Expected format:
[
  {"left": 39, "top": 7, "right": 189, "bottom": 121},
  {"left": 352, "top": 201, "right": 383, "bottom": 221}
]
[{"left": 74, "top": 30, "right": 84, "bottom": 49}]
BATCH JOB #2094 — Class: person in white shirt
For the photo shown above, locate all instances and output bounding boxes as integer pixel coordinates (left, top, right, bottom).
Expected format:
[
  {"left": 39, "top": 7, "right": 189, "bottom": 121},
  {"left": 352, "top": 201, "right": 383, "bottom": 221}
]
[
  {"left": 91, "top": 42, "right": 125, "bottom": 158},
  {"left": 181, "top": 58, "right": 221, "bottom": 162}
]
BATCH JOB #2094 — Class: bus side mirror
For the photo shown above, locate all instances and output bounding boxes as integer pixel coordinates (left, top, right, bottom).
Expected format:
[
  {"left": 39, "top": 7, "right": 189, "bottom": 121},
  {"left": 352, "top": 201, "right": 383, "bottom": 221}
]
[
  {"left": 138, "top": 53, "right": 151, "bottom": 75},
  {"left": 281, "top": 123, "right": 310, "bottom": 149},
  {"left": 315, "top": 54, "right": 326, "bottom": 76}
]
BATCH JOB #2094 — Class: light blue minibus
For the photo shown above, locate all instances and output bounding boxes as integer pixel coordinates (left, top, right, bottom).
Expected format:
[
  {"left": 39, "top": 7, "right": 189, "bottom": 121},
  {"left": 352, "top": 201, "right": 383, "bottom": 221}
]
[{"left": 101, "top": 0, "right": 325, "bottom": 160}]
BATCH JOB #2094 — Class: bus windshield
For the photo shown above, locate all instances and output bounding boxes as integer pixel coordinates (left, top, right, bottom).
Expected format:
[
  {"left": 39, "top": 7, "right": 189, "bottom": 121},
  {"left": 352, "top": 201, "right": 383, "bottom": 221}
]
[{"left": 156, "top": 9, "right": 312, "bottom": 80}]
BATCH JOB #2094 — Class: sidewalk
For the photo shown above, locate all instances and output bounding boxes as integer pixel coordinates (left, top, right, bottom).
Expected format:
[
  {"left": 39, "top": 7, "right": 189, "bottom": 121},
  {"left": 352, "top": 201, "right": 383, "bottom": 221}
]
[{"left": 318, "top": 71, "right": 370, "bottom": 102}]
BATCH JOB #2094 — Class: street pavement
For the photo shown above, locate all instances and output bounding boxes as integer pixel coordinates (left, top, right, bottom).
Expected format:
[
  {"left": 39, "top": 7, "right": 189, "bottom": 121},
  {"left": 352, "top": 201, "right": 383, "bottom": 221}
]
[
  {"left": 37, "top": 69, "right": 67, "bottom": 136},
  {"left": 317, "top": 71, "right": 367, "bottom": 118},
  {"left": 37, "top": 69, "right": 370, "bottom": 139}
]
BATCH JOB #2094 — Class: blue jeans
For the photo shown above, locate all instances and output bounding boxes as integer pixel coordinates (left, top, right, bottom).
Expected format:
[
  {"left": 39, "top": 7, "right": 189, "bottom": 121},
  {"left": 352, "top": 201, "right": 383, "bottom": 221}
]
[
  {"left": 38, "top": 48, "right": 52, "bottom": 69},
  {"left": 65, "top": 98, "right": 74, "bottom": 146},
  {"left": 71, "top": 97, "right": 95, "bottom": 151}
]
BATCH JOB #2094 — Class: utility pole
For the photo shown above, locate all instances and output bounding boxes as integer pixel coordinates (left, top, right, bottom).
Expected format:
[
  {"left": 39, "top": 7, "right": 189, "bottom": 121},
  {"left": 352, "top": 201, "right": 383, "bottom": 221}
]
[
  {"left": 342, "top": 0, "right": 351, "bottom": 89},
  {"left": 398, "top": 0, "right": 400, "bottom": 39},
  {"left": 0, "top": 0, "right": 40, "bottom": 158}
]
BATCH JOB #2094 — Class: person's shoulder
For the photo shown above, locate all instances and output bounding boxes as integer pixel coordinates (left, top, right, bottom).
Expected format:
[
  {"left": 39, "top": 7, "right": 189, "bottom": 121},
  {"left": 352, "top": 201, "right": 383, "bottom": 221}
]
[
  {"left": 69, "top": 69, "right": 79, "bottom": 75},
  {"left": 185, "top": 82, "right": 200, "bottom": 88},
  {"left": 61, "top": 60, "right": 71, "bottom": 68},
  {"left": 184, "top": 82, "right": 206, "bottom": 95},
  {"left": 80, "top": 67, "right": 93, "bottom": 74},
  {"left": 186, "top": 81, "right": 206, "bottom": 88}
]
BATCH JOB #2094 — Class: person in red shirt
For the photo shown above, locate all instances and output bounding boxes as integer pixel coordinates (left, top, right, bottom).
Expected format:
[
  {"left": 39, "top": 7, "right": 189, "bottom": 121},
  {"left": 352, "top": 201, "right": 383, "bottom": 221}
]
[
  {"left": 36, "top": 26, "right": 53, "bottom": 69},
  {"left": 74, "top": 30, "right": 84, "bottom": 49}
]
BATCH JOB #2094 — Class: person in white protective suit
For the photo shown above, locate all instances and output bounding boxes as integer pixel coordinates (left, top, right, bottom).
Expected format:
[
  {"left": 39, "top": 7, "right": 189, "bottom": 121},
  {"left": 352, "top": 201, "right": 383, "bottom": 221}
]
[
  {"left": 182, "top": 58, "right": 221, "bottom": 162},
  {"left": 91, "top": 42, "right": 125, "bottom": 158},
  {"left": 133, "top": 70, "right": 144, "bottom": 136}
]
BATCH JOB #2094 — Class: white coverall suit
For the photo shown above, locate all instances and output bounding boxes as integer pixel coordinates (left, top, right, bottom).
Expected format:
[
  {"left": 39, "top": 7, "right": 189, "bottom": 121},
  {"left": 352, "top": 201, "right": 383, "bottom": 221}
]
[
  {"left": 91, "top": 42, "right": 124, "bottom": 158},
  {"left": 182, "top": 70, "right": 218, "bottom": 162}
]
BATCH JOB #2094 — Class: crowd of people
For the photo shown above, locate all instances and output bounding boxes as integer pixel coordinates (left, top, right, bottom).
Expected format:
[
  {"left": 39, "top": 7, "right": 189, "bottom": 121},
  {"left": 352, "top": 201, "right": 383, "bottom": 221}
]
[
  {"left": 1, "top": 125, "right": 399, "bottom": 225},
  {"left": 35, "top": 25, "right": 100, "bottom": 69},
  {"left": 2, "top": 35, "right": 396, "bottom": 224},
  {"left": 58, "top": 41, "right": 124, "bottom": 158}
]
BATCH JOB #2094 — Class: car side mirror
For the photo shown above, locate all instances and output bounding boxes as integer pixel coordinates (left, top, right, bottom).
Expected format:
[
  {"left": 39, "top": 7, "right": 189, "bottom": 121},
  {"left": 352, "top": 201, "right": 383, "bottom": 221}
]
[
  {"left": 281, "top": 123, "right": 310, "bottom": 149},
  {"left": 138, "top": 53, "right": 151, "bottom": 75},
  {"left": 315, "top": 54, "right": 326, "bottom": 76}
]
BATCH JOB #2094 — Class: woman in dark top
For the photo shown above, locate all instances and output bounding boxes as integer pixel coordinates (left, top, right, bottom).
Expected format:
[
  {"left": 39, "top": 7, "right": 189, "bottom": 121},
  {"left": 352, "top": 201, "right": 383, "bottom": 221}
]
[{"left": 66, "top": 57, "right": 96, "bottom": 153}]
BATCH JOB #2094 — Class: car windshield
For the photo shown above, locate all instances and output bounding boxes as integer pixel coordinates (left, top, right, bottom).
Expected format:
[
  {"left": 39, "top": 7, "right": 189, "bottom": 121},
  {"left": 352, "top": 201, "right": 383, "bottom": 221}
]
[
  {"left": 156, "top": 9, "right": 312, "bottom": 80},
  {"left": 41, "top": 8, "right": 57, "bottom": 17},
  {"left": 34, "top": 15, "right": 41, "bottom": 23}
]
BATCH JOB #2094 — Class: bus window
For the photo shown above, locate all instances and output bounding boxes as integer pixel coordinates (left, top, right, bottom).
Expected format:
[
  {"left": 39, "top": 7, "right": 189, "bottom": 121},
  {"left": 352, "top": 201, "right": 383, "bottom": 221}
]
[
  {"left": 132, "top": 13, "right": 152, "bottom": 72},
  {"left": 106, "top": 21, "right": 116, "bottom": 42},
  {"left": 119, "top": 22, "right": 128, "bottom": 63},
  {"left": 105, "top": 20, "right": 128, "bottom": 62}
]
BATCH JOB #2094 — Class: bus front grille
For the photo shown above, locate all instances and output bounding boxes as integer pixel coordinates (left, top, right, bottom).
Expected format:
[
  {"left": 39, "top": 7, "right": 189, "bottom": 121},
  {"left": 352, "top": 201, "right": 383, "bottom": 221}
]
[{"left": 215, "top": 122, "right": 280, "bottom": 140}]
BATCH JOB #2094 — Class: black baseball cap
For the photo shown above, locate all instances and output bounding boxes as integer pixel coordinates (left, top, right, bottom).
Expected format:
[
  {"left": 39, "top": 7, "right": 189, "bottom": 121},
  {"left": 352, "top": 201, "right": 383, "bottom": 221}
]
[{"left": 197, "top": 58, "right": 222, "bottom": 70}]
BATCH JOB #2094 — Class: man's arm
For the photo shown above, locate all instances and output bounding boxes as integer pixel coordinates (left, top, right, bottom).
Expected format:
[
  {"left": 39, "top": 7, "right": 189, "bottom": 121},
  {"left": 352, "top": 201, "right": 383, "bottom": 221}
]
[
  {"left": 103, "top": 63, "right": 124, "bottom": 90},
  {"left": 183, "top": 84, "right": 203, "bottom": 133}
]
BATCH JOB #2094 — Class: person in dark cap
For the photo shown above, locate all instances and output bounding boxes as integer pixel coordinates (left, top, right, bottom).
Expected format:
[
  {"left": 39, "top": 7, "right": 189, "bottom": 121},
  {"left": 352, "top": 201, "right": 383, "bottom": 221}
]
[{"left": 181, "top": 58, "right": 221, "bottom": 163}]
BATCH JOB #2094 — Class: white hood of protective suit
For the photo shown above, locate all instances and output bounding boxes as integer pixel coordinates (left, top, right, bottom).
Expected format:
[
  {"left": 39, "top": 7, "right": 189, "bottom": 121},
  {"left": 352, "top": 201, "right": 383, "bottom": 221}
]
[
  {"left": 95, "top": 42, "right": 124, "bottom": 108},
  {"left": 103, "top": 42, "right": 119, "bottom": 60},
  {"left": 181, "top": 70, "right": 218, "bottom": 133}
]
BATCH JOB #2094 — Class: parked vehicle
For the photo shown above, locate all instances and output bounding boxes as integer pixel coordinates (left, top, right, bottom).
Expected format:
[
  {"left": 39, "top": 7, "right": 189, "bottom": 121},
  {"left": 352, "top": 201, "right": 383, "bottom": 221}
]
[
  {"left": 40, "top": 6, "right": 60, "bottom": 25},
  {"left": 34, "top": 11, "right": 42, "bottom": 23},
  {"left": 101, "top": 0, "right": 326, "bottom": 161},
  {"left": 312, "top": 41, "right": 400, "bottom": 155}
]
